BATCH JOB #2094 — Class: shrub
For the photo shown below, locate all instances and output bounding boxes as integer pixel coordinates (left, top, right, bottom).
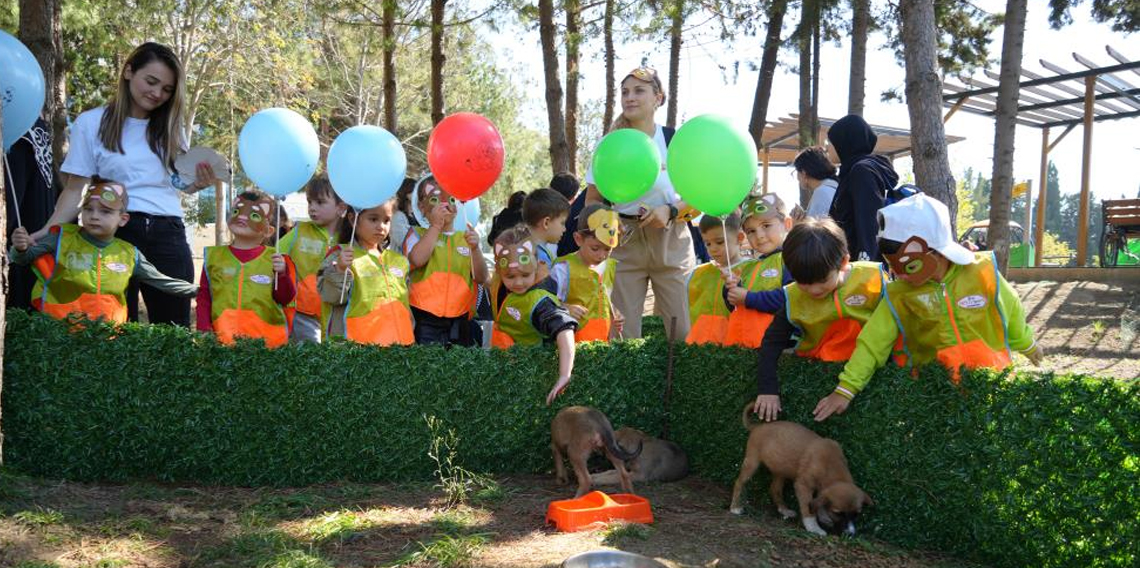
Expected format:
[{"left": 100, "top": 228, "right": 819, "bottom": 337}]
[{"left": 3, "top": 310, "right": 1137, "bottom": 567}]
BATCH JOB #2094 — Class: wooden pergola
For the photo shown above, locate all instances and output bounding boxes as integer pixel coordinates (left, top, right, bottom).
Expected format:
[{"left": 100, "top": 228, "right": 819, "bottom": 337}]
[
  {"left": 942, "top": 45, "right": 1140, "bottom": 267},
  {"left": 755, "top": 115, "right": 964, "bottom": 194}
]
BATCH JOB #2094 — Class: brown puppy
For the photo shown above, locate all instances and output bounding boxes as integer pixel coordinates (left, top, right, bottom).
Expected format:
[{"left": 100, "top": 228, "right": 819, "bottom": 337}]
[
  {"left": 590, "top": 427, "right": 689, "bottom": 485},
  {"left": 728, "top": 404, "right": 873, "bottom": 536},
  {"left": 551, "top": 406, "right": 642, "bottom": 497}
]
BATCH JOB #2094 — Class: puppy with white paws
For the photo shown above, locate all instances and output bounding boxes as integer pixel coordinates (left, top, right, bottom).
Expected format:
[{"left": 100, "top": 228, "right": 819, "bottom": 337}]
[{"left": 728, "top": 403, "right": 873, "bottom": 536}]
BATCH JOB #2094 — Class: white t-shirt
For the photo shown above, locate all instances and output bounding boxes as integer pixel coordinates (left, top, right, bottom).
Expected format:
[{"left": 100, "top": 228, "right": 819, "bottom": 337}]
[
  {"left": 805, "top": 178, "right": 838, "bottom": 219},
  {"left": 585, "top": 124, "right": 679, "bottom": 216},
  {"left": 61, "top": 107, "right": 185, "bottom": 217}
]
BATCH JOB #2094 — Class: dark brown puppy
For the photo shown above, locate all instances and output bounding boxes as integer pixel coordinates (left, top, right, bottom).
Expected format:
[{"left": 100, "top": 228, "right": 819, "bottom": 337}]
[
  {"left": 551, "top": 406, "right": 642, "bottom": 497},
  {"left": 590, "top": 427, "right": 689, "bottom": 485},
  {"left": 728, "top": 404, "right": 873, "bottom": 536}
]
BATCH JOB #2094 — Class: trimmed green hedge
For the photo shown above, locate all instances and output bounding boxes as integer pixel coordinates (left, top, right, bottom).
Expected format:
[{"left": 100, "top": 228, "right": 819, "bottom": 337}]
[{"left": 3, "top": 310, "right": 1138, "bottom": 568}]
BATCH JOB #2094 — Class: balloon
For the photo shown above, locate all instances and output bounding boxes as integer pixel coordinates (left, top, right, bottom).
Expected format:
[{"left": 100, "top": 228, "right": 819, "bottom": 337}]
[
  {"left": 0, "top": 30, "right": 46, "bottom": 152},
  {"left": 238, "top": 108, "right": 319, "bottom": 197},
  {"left": 327, "top": 125, "right": 406, "bottom": 209},
  {"left": 427, "top": 113, "right": 504, "bottom": 201},
  {"left": 667, "top": 114, "right": 758, "bottom": 217},
  {"left": 591, "top": 128, "right": 661, "bottom": 204}
]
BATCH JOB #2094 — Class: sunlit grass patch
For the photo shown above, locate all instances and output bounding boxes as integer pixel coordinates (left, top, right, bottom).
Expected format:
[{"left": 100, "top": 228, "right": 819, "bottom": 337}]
[
  {"left": 391, "top": 533, "right": 492, "bottom": 568},
  {"left": 13, "top": 507, "right": 64, "bottom": 527}
]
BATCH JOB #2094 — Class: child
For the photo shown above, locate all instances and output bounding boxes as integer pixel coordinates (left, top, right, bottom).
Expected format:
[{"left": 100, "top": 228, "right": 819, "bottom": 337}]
[
  {"left": 522, "top": 187, "right": 571, "bottom": 273},
  {"left": 491, "top": 226, "right": 579, "bottom": 405},
  {"left": 752, "top": 218, "right": 889, "bottom": 421},
  {"left": 317, "top": 199, "right": 413, "bottom": 345},
  {"left": 812, "top": 194, "right": 1044, "bottom": 422},
  {"left": 197, "top": 191, "right": 296, "bottom": 348},
  {"left": 550, "top": 204, "right": 623, "bottom": 342},
  {"left": 724, "top": 193, "right": 793, "bottom": 347},
  {"left": 686, "top": 211, "right": 745, "bottom": 345},
  {"left": 404, "top": 176, "right": 489, "bottom": 345},
  {"left": 9, "top": 179, "right": 197, "bottom": 323},
  {"left": 278, "top": 176, "right": 346, "bottom": 342}
]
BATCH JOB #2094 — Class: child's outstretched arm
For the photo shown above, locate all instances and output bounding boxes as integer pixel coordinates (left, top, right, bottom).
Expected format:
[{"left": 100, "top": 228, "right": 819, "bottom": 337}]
[
  {"left": 465, "top": 224, "right": 489, "bottom": 285},
  {"left": 547, "top": 329, "right": 576, "bottom": 405},
  {"left": 997, "top": 273, "right": 1044, "bottom": 364},
  {"left": 743, "top": 268, "right": 793, "bottom": 313},
  {"left": 754, "top": 310, "right": 797, "bottom": 421},
  {"left": 813, "top": 302, "right": 898, "bottom": 421},
  {"left": 532, "top": 296, "right": 580, "bottom": 405},
  {"left": 134, "top": 251, "right": 199, "bottom": 298}
]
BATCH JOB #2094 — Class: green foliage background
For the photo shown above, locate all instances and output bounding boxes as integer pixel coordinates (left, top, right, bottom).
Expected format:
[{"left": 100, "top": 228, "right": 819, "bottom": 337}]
[{"left": 3, "top": 310, "right": 1138, "bottom": 568}]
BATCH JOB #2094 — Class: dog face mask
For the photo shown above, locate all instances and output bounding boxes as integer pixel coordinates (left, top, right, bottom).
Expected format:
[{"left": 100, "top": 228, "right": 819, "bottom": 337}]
[
  {"left": 494, "top": 239, "right": 538, "bottom": 277},
  {"left": 883, "top": 236, "right": 939, "bottom": 282},
  {"left": 742, "top": 193, "right": 786, "bottom": 222},
  {"left": 229, "top": 194, "right": 273, "bottom": 234},
  {"left": 585, "top": 208, "right": 620, "bottom": 248},
  {"left": 83, "top": 182, "right": 127, "bottom": 211},
  {"left": 423, "top": 185, "right": 458, "bottom": 211}
]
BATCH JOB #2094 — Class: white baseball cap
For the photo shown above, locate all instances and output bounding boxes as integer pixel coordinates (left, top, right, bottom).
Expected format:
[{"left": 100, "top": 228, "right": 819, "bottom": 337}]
[{"left": 877, "top": 193, "right": 974, "bottom": 265}]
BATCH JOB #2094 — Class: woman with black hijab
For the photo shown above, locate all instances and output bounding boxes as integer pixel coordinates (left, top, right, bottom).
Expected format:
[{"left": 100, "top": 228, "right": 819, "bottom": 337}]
[{"left": 827, "top": 114, "right": 899, "bottom": 262}]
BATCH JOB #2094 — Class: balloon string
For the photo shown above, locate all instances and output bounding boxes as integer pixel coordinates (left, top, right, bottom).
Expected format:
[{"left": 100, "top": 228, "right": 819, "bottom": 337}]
[
  {"left": 339, "top": 211, "right": 359, "bottom": 304},
  {"left": 2, "top": 152, "right": 23, "bottom": 228}
]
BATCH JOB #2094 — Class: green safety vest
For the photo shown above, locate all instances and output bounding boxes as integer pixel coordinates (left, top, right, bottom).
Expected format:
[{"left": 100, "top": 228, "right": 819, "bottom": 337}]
[
  {"left": 204, "top": 245, "right": 289, "bottom": 347},
  {"left": 492, "top": 287, "right": 558, "bottom": 348},
  {"left": 323, "top": 245, "right": 413, "bottom": 345},
  {"left": 725, "top": 252, "right": 784, "bottom": 347},
  {"left": 33, "top": 224, "right": 137, "bottom": 324},
  {"left": 686, "top": 262, "right": 730, "bottom": 345},
  {"left": 278, "top": 221, "right": 333, "bottom": 316},
  {"left": 406, "top": 227, "right": 477, "bottom": 318},
  {"left": 784, "top": 261, "right": 885, "bottom": 361},
  {"left": 555, "top": 253, "right": 615, "bottom": 342}
]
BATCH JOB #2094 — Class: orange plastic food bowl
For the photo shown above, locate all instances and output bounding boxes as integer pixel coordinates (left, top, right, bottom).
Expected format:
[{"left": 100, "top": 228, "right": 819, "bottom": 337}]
[{"left": 546, "top": 491, "right": 654, "bottom": 532}]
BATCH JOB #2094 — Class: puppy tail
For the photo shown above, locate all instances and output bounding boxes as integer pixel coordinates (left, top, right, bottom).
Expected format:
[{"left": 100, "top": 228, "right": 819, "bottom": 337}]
[
  {"left": 603, "top": 427, "right": 643, "bottom": 462},
  {"left": 741, "top": 401, "right": 756, "bottom": 431}
]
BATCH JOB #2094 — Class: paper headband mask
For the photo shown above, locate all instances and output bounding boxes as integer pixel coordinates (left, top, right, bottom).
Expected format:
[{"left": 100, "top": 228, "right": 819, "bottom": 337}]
[
  {"left": 494, "top": 239, "right": 538, "bottom": 276},
  {"left": 883, "top": 236, "right": 939, "bottom": 282},
  {"left": 83, "top": 182, "right": 127, "bottom": 209},
  {"left": 229, "top": 195, "right": 273, "bottom": 233},
  {"left": 742, "top": 193, "right": 785, "bottom": 220},
  {"left": 584, "top": 208, "right": 620, "bottom": 248}
]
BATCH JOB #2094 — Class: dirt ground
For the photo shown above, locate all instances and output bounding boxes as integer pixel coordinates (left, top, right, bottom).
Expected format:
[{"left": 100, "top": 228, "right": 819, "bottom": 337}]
[{"left": 0, "top": 472, "right": 976, "bottom": 568}]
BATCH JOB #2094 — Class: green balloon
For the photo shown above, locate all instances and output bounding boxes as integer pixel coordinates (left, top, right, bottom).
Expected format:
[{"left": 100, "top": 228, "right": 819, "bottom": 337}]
[
  {"left": 667, "top": 114, "right": 758, "bottom": 217},
  {"left": 592, "top": 128, "right": 662, "bottom": 204}
]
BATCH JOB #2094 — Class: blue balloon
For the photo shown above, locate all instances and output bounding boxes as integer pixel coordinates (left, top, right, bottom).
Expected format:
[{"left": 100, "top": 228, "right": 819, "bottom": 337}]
[
  {"left": 451, "top": 197, "right": 481, "bottom": 233},
  {"left": 0, "top": 30, "right": 46, "bottom": 152},
  {"left": 238, "top": 108, "right": 319, "bottom": 197},
  {"left": 327, "top": 125, "right": 407, "bottom": 209}
]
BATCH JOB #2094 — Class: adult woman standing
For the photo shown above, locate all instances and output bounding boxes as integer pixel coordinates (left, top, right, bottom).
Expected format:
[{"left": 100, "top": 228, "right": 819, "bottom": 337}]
[
  {"left": 33, "top": 42, "right": 216, "bottom": 326},
  {"left": 584, "top": 67, "right": 695, "bottom": 340}
]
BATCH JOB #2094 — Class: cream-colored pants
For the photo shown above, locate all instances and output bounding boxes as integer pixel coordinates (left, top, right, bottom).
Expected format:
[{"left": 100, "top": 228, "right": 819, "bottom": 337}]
[{"left": 610, "top": 220, "right": 696, "bottom": 340}]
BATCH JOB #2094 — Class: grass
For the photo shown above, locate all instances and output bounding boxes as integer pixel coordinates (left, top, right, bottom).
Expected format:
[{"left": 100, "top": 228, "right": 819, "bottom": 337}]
[
  {"left": 195, "top": 528, "right": 321, "bottom": 568},
  {"left": 1091, "top": 320, "right": 1107, "bottom": 337},
  {"left": 390, "top": 533, "right": 492, "bottom": 568},
  {"left": 12, "top": 562, "right": 63, "bottom": 568},
  {"left": 296, "top": 510, "right": 373, "bottom": 543},
  {"left": 13, "top": 507, "right": 65, "bottom": 527},
  {"left": 258, "top": 549, "right": 334, "bottom": 568},
  {"left": 431, "top": 508, "right": 481, "bottom": 535},
  {"left": 601, "top": 521, "right": 653, "bottom": 546}
]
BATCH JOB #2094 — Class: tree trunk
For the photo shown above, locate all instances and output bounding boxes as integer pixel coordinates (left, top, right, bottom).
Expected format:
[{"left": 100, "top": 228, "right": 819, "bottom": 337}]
[
  {"left": 666, "top": 0, "right": 684, "bottom": 128},
  {"left": 382, "top": 0, "right": 398, "bottom": 134},
  {"left": 565, "top": 0, "right": 581, "bottom": 175},
  {"left": 602, "top": 0, "right": 616, "bottom": 132},
  {"left": 539, "top": 0, "right": 571, "bottom": 173},
  {"left": 899, "top": 0, "right": 957, "bottom": 227},
  {"left": 848, "top": 0, "right": 869, "bottom": 115},
  {"left": 430, "top": 0, "right": 447, "bottom": 125},
  {"left": 987, "top": 0, "right": 1027, "bottom": 274},
  {"left": 797, "top": 1, "right": 816, "bottom": 206},
  {"left": 18, "top": 0, "right": 65, "bottom": 170},
  {"left": 811, "top": 11, "right": 821, "bottom": 138},
  {"left": 748, "top": 0, "right": 788, "bottom": 147},
  {"left": 0, "top": 104, "right": 6, "bottom": 463}
]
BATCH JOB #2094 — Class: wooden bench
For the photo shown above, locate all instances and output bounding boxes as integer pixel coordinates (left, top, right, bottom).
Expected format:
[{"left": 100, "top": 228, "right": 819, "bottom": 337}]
[{"left": 1100, "top": 198, "right": 1140, "bottom": 267}]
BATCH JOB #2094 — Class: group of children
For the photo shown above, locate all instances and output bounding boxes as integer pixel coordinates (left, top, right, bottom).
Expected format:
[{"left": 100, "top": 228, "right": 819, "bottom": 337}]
[{"left": 10, "top": 172, "right": 1042, "bottom": 418}]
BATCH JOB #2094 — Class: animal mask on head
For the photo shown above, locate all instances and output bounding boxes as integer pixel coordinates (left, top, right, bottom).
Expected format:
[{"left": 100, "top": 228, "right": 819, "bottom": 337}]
[
  {"left": 494, "top": 239, "right": 538, "bottom": 277},
  {"left": 742, "top": 193, "right": 786, "bottom": 221},
  {"left": 585, "top": 208, "right": 620, "bottom": 248},
  {"left": 883, "top": 236, "right": 939, "bottom": 282},
  {"left": 83, "top": 181, "right": 127, "bottom": 211},
  {"left": 229, "top": 194, "right": 273, "bottom": 234},
  {"left": 424, "top": 184, "right": 457, "bottom": 210}
]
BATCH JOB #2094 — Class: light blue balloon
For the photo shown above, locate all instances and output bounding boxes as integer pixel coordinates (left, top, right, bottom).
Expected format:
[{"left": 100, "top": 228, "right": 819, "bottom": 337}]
[
  {"left": 451, "top": 197, "right": 481, "bottom": 233},
  {"left": 0, "top": 30, "right": 46, "bottom": 152},
  {"left": 238, "top": 108, "right": 319, "bottom": 197},
  {"left": 327, "top": 125, "right": 407, "bottom": 210}
]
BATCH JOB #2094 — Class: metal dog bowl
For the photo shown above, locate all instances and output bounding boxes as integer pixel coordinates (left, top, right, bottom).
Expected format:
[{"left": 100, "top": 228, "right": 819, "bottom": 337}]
[{"left": 561, "top": 550, "right": 667, "bottom": 568}]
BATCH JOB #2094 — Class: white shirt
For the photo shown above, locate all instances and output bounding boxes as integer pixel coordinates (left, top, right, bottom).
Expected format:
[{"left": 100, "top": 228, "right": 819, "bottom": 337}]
[
  {"left": 61, "top": 107, "right": 185, "bottom": 217},
  {"left": 585, "top": 124, "right": 679, "bottom": 216},
  {"left": 805, "top": 178, "right": 838, "bottom": 219}
]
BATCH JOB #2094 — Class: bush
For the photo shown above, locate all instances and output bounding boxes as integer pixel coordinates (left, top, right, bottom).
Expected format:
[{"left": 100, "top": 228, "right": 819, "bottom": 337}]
[{"left": 3, "top": 310, "right": 1138, "bottom": 567}]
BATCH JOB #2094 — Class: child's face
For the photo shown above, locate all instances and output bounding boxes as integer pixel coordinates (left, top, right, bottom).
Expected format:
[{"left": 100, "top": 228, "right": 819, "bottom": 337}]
[
  {"left": 229, "top": 197, "right": 274, "bottom": 241},
  {"left": 533, "top": 213, "right": 569, "bottom": 244},
  {"left": 500, "top": 266, "right": 538, "bottom": 294},
  {"left": 79, "top": 197, "right": 128, "bottom": 240},
  {"left": 419, "top": 181, "right": 457, "bottom": 219},
  {"left": 353, "top": 201, "right": 395, "bottom": 249},
  {"left": 573, "top": 233, "right": 614, "bottom": 266},
  {"left": 796, "top": 267, "right": 845, "bottom": 300},
  {"left": 308, "top": 191, "right": 344, "bottom": 228},
  {"left": 701, "top": 227, "right": 743, "bottom": 267},
  {"left": 742, "top": 214, "right": 792, "bottom": 256}
]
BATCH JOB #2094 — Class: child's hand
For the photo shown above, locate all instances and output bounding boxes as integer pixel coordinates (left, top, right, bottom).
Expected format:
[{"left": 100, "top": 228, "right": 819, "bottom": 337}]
[
  {"left": 612, "top": 308, "right": 625, "bottom": 337},
  {"left": 429, "top": 203, "right": 455, "bottom": 229},
  {"left": 464, "top": 224, "right": 480, "bottom": 251},
  {"left": 1025, "top": 345, "right": 1046, "bottom": 365},
  {"left": 11, "top": 226, "right": 33, "bottom": 252},
  {"left": 271, "top": 253, "right": 287, "bottom": 274},
  {"left": 727, "top": 286, "right": 747, "bottom": 306},
  {"left": 813, "top": 393, "right": 851, "bottom": 422},
  {"left": 546, "top": 375, "right": 572, "bottom": 406},
  {"left": 566, "top": 304, "right": 588, "bottom": 322},
  {"left": 336, "top": 248, "right": 355, "bottom": 273},
  {"left": 753, "top": 394, "right": 781, "bottom": 422},
  {"left": 724, "top": 270, "right": 740, "bottom": 288}
]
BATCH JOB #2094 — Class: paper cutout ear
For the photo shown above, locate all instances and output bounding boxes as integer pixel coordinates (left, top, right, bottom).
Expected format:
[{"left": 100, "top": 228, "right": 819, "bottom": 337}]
[
  {"left": 521, "top": 240, "right": 534, "bottom": 253},
  {"left": 884, "top": 236, "right": 938, "bottom": 281}
]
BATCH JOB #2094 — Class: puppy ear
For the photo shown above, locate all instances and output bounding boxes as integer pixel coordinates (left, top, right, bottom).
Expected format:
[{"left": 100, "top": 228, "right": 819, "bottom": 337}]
[
  {"left": 861, "top": 492, "right": 875, "bottom": 508},
  {"left": 809, "top": 496, "right": 825, "bottom": 515}
]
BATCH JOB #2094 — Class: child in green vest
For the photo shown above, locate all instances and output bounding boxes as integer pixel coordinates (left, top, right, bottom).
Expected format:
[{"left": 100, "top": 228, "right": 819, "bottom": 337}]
[
  {"left": 813, "top": 194, "right": 1044, "bottom": 422},
  {"left": 490, "top": 226, "right": 579, "bottom": 405},
  {"left": 197, "top": 191, "right": 296, "bottom": 348},
  {"left": 550, "top": 203, "right": 622, "bottom": 342},
  {"left": 523, "top": 187, "right": 571, "bottom": 274},
  {"left": 10, "top": 178, "right": 197, "bottom": 324},
  {"left": 318, "top": 199, "right": 413, "bottom": 345},
  {"left": 724, "top": 193, "right": 794, "bottom": 347},
  {"left": 278, "top": 176, "right": 346, "bottom": 343},
  {"left": 404, "top": 176, "right": 490, "bottom": 346},
  {"left": 685, "top": 211, "right": 744, "bottom": 345},
  {"left": 752, "top": 218, "right": 889, "bottom": 421}
]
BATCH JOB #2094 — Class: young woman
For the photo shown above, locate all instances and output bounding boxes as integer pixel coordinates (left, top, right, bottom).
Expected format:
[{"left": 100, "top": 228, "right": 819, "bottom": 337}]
[
  {"left": 36, "top": 42, "right": 217, "bottom": 326},
  {"left": 584, "top": 67, "right": 696, "bottom": 340}
]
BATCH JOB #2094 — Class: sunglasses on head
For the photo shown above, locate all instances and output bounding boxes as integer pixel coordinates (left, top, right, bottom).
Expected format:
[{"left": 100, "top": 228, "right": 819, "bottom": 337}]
[{"left": 628, "top": 67, "right": 659, "bottom": 83}]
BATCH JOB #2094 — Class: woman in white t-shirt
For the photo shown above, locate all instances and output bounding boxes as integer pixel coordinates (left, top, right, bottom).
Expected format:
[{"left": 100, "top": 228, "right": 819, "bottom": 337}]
[
  {"left": 35, "top": 42, "right": 216, "bottom": 326},
  {"left": 584, "top": 67, "right": 696, "bottom": 340}
]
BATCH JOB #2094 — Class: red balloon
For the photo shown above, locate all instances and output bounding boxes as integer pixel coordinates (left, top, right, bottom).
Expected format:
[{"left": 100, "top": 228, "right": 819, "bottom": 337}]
[{"left": 427, "top": 113, "right": 505, "bottom": 202}]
